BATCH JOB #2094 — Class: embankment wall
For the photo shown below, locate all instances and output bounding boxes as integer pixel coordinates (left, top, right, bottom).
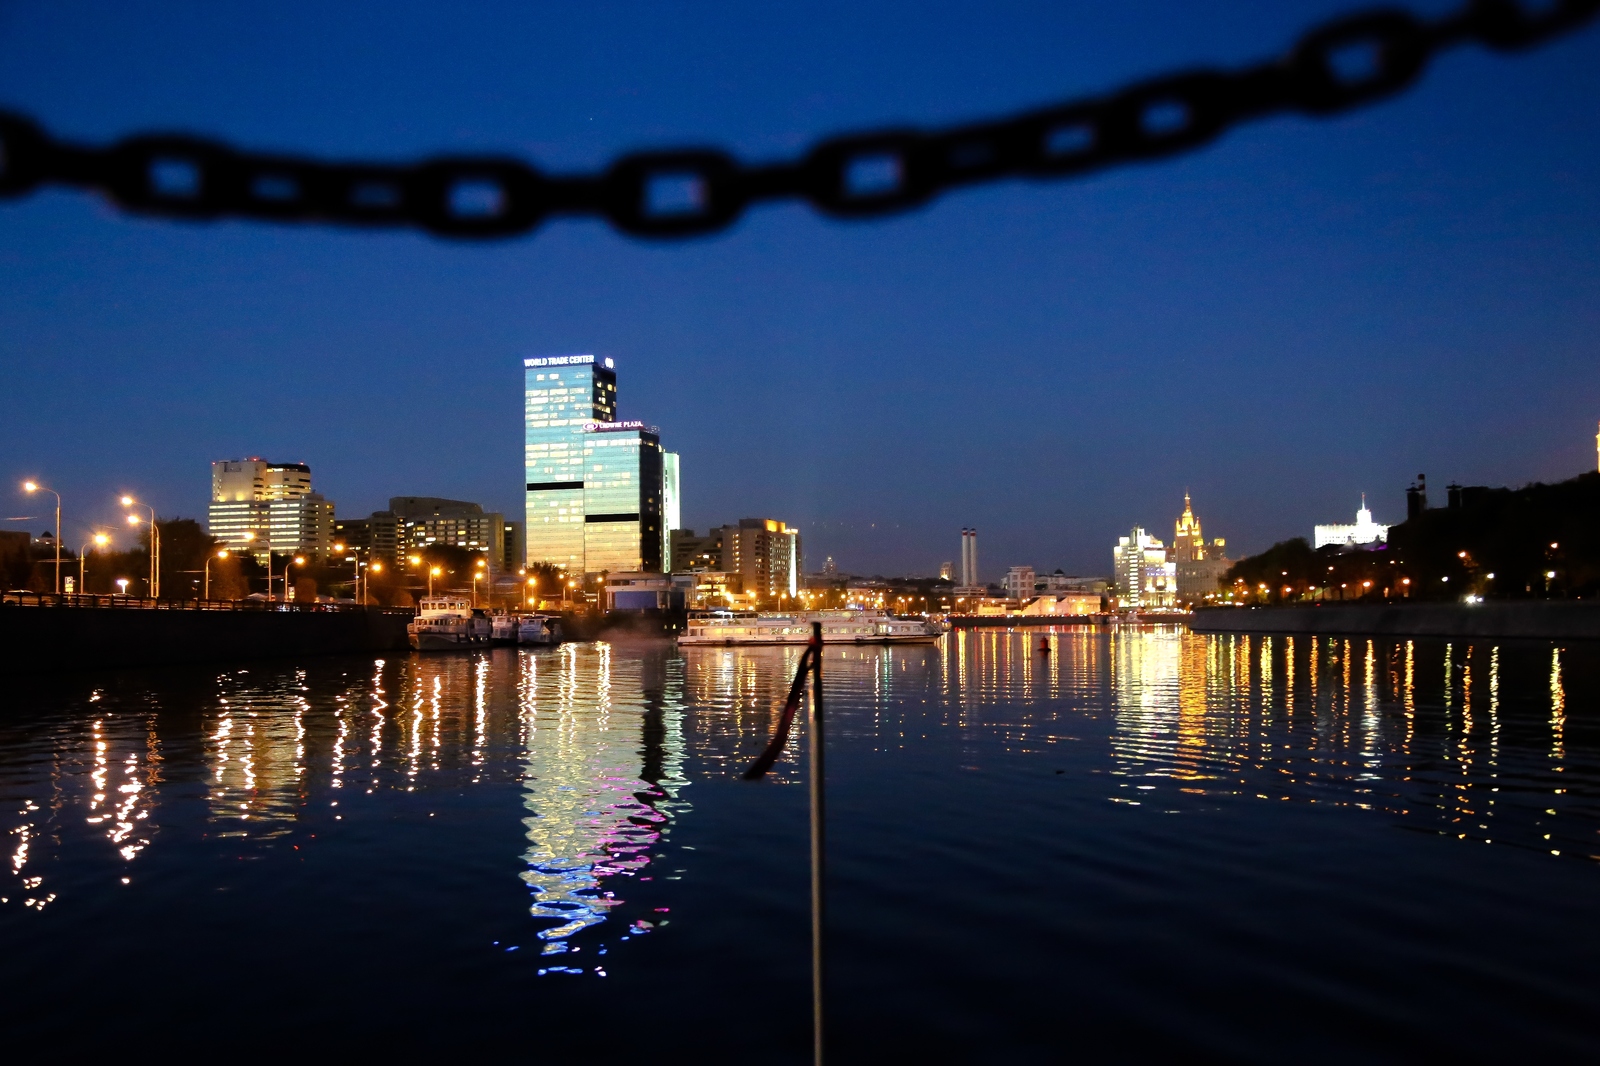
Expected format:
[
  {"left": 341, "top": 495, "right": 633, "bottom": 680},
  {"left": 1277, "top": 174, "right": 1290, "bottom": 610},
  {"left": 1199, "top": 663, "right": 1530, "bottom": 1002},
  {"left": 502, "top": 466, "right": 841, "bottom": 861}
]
[
  {"left": 0, "top": 604, "right": 412, "bottom": 675},
  {"left": 1190, "top": 602, "right": 1600, "bottom": 640}
]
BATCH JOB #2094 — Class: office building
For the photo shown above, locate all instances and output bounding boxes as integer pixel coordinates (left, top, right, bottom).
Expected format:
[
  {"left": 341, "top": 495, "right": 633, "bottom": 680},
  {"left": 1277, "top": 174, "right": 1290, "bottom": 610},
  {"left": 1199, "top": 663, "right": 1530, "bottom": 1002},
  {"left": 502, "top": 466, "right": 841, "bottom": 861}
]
[
  {"left": 523, "top": 354, "right": 666, "bottom": 575},
  {"left": 333, "top": 512, "right": 400, "bottom": 561},
  {"left": 268, "top": 493, "right": 334, "bottom": 559},
  {"left": 394, "top": 497, "right": 507, "bottom": 566},
  {"left": 722, "top": 518, "right": 800, "bottom": 599},
  {"left": 503, "top": 520, "right": 525, "bottom": 574},
  {"left": 1314, "top": 495, "right": 1389, "bottom": 550},
  {"left": 337, "top": 497, "right": 511, "bottom": 568},
  {"left": 670, "top": 519, "right": 799, "bottom": 600},
  {"left": 208, "top": 458, "right": 333, "bottom": 560},
  {"left": 670, "top": 528, "right": 725, "bottom": 573},
  {"left": 1114, "top": 527, "right": 1175, "bottom": 609},
  {"left": 583, "top": 423, "right": 666, "bottom": 573}
]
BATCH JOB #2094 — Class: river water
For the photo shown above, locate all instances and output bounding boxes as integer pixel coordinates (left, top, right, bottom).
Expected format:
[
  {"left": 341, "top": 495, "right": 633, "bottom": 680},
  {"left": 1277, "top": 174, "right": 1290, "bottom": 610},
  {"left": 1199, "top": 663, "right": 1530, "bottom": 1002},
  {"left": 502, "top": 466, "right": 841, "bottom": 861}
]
[{"left": 2, "top": 628, "right": 1597, "bottom": 1060}]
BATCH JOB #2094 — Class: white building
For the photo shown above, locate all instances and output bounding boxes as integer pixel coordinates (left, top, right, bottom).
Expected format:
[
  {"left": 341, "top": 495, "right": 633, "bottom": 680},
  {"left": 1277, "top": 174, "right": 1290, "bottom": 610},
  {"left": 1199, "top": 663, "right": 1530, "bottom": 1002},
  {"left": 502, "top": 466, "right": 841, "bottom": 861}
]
[
  {"left": 662, "top": 451, "right": 681, "bottom": 570},
  {"left": 1113, "top": 527, "right": 1176, "bottom": 609},
  {"left": 1314, "top": 495, "right": 1389, "bottom": 550},
  {"left": 1003, "top": 565, "right": 1035, "bottom": 600}
]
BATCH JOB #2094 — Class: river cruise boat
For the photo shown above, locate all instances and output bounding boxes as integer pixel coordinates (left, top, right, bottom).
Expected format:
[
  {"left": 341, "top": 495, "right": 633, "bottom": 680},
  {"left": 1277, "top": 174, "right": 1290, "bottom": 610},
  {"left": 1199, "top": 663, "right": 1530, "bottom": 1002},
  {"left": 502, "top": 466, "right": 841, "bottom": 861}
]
[
  {"left": 517, "top": 614, "right": 563, "bottom": 646},
  {"left": 677, "top": 609, "right": 940, "bottom": 646},
  {"left": 408, "top": 597, "right": 492, "bottom": 651}
]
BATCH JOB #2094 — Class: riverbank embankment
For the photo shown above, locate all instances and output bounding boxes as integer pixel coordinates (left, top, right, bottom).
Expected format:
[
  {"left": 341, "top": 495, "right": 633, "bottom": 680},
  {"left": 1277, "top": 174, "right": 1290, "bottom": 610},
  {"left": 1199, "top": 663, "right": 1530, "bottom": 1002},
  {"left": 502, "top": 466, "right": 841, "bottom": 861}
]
[
  {"left": 0, "top": 597, "right": 412, "bottom": 675},
  {"left": 947, "top": 613, "right": 1189, "bottom": 628},
  {"left": 1190, "top": 601, "right": 1600, "bottom": 640}
]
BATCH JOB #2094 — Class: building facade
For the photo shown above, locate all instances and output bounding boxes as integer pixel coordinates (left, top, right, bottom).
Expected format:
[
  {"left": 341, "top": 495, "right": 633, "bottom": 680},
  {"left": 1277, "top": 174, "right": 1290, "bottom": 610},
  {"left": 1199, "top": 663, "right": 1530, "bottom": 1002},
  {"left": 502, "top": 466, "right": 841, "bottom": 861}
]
[
  {"left": 720, "top": 518, "right": 800, "bottom": 599},
  {"left": 523, "top": 354, "right": 667, "bottom": 575},
  {"left": 1003, "top": 565, "right": 1035, "bottom": 600},
  {"left": 394, "top": 497, "right": 507, "bottom": 566},
  {"left": 662, "top": 451, "right": 681, "bottom": 566},
  {"left": 1113, "top": 527, "right": 1176, "bottom": 609},
  {"left": 1170, "top": 494, "right": 1231, "bottom": 604},
  {"left": 670, "top": 528, "right": 724, "bottom": 573},
  {"left": 208, "top": 458, "right": 333, "bottom": 560},
  {"left": 582, "top": 424, "right": 666, "bottom": 574},
  {"left": 1314, "top": 495, "right": 1389, "bottom": 550}
]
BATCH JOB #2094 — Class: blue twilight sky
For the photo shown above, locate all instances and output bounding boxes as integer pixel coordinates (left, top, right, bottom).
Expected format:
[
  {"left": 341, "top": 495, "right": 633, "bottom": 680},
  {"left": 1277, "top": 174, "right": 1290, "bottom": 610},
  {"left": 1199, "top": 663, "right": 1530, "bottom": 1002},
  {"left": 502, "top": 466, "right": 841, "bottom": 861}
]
[{"left": 1, "top": 1, "right": 1597, "bottom": 579}]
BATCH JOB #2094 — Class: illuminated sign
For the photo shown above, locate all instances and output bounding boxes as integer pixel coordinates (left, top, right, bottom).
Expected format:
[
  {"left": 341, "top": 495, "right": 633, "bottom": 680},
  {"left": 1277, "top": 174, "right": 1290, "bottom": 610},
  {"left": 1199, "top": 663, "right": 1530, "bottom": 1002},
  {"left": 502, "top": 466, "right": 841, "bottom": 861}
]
[
  {"left": 584, "top": 420, "right": 647, "bottom": 433},
  {"left": 524, "top": 354, "right": 594, "bottom": 368},
  {"left": 522, "top": 354, "right": 616, "bottom": 369}
]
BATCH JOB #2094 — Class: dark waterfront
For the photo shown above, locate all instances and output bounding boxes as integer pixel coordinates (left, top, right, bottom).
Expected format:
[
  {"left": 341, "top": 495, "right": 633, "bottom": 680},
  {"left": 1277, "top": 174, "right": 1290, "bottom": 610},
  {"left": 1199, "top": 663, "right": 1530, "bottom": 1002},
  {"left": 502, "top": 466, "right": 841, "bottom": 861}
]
[{"left": 3, "top": 629, "right": 1598, "bottom": 1060}]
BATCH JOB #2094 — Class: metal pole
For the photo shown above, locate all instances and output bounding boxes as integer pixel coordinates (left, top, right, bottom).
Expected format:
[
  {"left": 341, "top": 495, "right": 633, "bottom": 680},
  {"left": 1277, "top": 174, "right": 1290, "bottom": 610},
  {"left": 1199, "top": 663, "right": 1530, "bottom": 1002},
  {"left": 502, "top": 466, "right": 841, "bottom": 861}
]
[
  {"left": 53, "top": 491, "right": 61, "bottom": 595},
  {"left": 808, "top": 619, "right": 825, "bottom": 1066}
]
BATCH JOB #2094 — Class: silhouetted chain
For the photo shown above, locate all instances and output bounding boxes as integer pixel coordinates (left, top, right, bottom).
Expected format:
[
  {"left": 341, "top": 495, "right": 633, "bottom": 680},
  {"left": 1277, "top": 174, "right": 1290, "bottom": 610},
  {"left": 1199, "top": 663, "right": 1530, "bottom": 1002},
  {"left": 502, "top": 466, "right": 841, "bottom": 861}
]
[{"left": 0, "top": 1, "right": 1593, "bottom": 240}]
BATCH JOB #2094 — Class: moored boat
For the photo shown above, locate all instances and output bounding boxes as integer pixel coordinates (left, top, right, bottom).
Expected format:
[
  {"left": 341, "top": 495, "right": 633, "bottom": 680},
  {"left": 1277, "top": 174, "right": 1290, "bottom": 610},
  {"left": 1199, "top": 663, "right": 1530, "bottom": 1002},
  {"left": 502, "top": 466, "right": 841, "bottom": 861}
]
[
  {"left": 517, "top": 613, "right": 563, "bottom": 646},
  {"left": 677, "top": 609, "right": 940, "bottom": 646},
  {"left": 408, "top": 597, "right": 492, "bottom": 651},
  {"left": 490, "top": 611, "right": 519, "bottom": 645}
]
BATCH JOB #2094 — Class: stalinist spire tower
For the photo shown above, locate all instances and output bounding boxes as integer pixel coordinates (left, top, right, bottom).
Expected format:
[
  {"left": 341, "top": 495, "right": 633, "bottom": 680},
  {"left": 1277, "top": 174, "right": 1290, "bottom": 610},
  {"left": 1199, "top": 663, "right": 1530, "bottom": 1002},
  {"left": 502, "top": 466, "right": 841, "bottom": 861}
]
[{"left": 1173, "top": 493, "right": 1204, "bottom": 562}]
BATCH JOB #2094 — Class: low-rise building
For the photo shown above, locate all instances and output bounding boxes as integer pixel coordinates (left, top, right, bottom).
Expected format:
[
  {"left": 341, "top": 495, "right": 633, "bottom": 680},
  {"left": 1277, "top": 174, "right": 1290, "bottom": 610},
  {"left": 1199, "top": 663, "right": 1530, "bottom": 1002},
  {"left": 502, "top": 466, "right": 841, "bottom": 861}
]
[{"left": 1017, "top": 592, "right": 1102, "bottom": 616}]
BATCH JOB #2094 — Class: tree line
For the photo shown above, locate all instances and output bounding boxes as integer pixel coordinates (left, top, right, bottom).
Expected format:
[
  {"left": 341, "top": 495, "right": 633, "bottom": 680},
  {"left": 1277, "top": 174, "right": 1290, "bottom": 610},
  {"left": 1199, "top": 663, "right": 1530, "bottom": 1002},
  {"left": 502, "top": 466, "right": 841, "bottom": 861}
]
[{"left": 1222, "top": 471, "right": 1600, "bottom": 603}]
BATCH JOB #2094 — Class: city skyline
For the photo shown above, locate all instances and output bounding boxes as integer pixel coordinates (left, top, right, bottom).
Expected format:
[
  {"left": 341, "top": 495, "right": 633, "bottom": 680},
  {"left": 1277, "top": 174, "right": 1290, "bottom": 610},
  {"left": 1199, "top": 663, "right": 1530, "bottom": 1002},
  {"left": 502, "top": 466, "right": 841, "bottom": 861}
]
[{"left": 2, "top": 2, "right": 1597, "bottom": 576}]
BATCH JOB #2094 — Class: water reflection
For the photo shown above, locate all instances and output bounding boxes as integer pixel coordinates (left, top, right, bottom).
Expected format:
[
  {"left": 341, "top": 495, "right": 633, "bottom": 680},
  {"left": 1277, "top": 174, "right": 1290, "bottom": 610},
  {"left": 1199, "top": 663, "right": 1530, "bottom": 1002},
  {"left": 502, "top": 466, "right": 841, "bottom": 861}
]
[
  {"left": 3, "top": 629, "right": 1597, "bottom": 944},
  {"left": 518, "top": 643, "right": 690, "bottom": 957}
]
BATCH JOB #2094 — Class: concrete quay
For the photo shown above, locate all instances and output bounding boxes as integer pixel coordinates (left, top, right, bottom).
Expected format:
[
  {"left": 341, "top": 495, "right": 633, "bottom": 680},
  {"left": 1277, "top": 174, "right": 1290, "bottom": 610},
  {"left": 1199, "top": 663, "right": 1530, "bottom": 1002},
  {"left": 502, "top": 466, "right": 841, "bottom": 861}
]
[
  {"left": 0, "top": 595, "right": 413, "bottom": 675},
  {"left": 1190, "top": 601, "right": 1600, "bottom": 641}
]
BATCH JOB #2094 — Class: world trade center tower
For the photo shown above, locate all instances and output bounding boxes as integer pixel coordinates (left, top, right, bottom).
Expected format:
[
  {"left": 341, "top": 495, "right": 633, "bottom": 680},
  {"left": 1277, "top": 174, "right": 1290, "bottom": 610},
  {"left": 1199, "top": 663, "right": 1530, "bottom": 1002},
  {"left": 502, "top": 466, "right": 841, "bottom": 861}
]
[{"left": 523, "top": 354, "right": 669, "bottom": 576}]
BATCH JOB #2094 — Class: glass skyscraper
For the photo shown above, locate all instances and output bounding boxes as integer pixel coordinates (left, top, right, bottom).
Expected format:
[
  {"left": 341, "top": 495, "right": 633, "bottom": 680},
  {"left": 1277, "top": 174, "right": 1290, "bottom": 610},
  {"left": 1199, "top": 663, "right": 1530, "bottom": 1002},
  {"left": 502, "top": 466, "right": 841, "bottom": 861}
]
[{"left": 524, "top": 354, "right": 668, "bottom": 575}]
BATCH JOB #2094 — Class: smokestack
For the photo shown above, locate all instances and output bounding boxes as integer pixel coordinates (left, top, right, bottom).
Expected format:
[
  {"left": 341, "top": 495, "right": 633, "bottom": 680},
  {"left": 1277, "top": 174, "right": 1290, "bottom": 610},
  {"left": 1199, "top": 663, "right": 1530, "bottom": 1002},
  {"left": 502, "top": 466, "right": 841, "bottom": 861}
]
[{"left": 1406, "top": 473, "right": 1427, "bottom": 521}]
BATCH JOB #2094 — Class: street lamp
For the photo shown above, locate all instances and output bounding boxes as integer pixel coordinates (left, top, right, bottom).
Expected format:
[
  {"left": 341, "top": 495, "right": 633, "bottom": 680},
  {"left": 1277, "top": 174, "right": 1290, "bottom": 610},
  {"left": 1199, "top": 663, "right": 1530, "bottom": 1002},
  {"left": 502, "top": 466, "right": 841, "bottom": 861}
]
[
  {"left": 429, "top": 566, "right": 442, "bottom": 597},
  {"left": 204, "top": 549, "right": 229, "bottom": 600},
  {"left": 472, "top": 557, "right": 488, "bottom": 606},
  {"left": 121, "top": 496, "right": 159, "bottom": 598},
  {"left": 21, "top": 480, "right": 61, "bottom": 594},
  {"left": 285, "top": 555, "right": 306, "bottom": 601},
  {"left": 77, "top": 532, "right": 109, "bottom": 598},
  {"left": 115, "top": 578, "right": 130, "bottom": 596}
]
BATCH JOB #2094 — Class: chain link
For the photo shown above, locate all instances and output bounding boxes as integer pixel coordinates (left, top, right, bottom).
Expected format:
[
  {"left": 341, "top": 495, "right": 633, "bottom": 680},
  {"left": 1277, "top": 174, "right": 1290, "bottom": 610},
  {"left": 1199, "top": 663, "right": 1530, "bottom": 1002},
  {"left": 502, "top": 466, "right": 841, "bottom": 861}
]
[{"left": 0, "top": 1, "right": 1593, "bottom": 240}]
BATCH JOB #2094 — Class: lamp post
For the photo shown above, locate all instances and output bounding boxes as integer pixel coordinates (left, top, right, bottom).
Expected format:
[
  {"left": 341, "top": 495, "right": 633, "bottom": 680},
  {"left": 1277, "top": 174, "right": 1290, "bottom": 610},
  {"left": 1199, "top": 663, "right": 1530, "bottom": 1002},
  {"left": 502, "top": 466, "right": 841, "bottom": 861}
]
[
  {"left": 429, "top": 566, "right": 442, "bottom": 597},
  {"left": 334, "top": 541, "right": 362, "bottom": 604},
  {"left": 366, "top": 560, "right": 382, "bottom": 605},
  {"left": 78, "top": 532, "right": 109, "bottom": 598},
  {"left": 473, "top": 557, "right": 488, "bottom": 607},
  {"left": 115, "top": 578, "right": 129, "bottom": 596},
  {"left": 21, "top": 480, "right": 61, "bottom": 594},
  {"left": 204, "top": 548, "right": 229, "bottom": 600},
  {"left": 121, "top": 496, "right": 159, "bottom": 598},
  {"left": 288, "top": 556, "right": 305, "bottom": 601}
]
